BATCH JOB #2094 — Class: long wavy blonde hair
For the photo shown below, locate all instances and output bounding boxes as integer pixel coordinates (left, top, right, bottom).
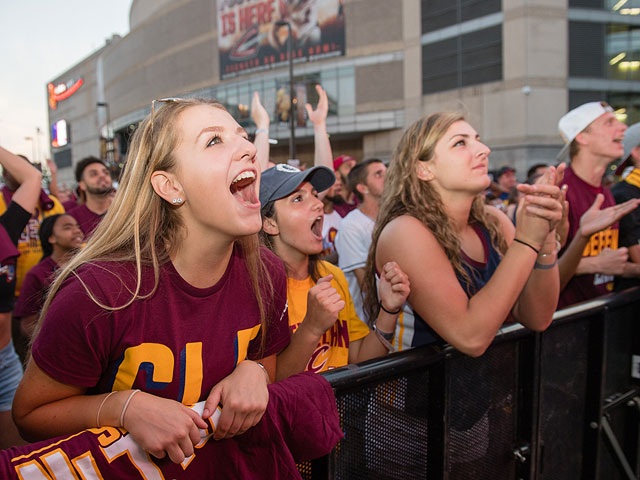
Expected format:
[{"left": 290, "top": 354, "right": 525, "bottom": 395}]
[
  {"left": 363, "top": 112, "right": 507, "bottom": 325},
  {"left": 35, "top": 99, "right": 273, "bottom": 341}
]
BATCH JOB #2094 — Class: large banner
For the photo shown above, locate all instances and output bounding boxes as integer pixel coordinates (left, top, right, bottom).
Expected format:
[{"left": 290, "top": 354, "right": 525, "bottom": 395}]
[{"left": 218, "top": 0, "right": 345, "bottom": 80}]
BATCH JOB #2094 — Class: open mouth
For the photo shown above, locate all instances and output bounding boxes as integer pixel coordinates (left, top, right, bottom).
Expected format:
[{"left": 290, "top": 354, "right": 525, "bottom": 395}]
[
  {"left": 311, "top": 215, "right": 323, "bottom": 239},
  {"left": 230, "top": 170, "right": 258, "bottom": 205}
]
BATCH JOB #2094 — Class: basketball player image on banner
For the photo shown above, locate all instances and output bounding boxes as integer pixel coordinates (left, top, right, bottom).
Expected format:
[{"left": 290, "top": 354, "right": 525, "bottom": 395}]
[{"left": 218, "top": 0, "right": 345, "bottom": 79}]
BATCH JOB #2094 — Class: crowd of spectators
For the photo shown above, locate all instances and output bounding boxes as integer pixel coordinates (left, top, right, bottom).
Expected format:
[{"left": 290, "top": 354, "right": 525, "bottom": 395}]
[{"left": 0, "top": 92, "right": 639, "bottom": 478}]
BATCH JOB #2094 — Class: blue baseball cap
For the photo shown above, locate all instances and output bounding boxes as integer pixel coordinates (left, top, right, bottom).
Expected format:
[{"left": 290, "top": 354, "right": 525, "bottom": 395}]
[{"left": 259, "top": 164, "right": 335, "bottom": 208}]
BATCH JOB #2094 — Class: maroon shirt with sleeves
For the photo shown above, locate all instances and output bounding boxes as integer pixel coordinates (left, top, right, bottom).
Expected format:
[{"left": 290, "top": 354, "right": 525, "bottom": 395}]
[
  {"left": 559, "top": 165, "right": 619, "bottom": 308},
  {"left": 0, "top": 372, "right": 342, "bottom": 479},
  {"left": 32, "top": 245, "right": 290, "bottom": 401},
  {"left": 13, "top": 256, "right": 58, "bottom": 318},
  {"left": 67, "top": 204, "right": 103, "bottom": 239}
]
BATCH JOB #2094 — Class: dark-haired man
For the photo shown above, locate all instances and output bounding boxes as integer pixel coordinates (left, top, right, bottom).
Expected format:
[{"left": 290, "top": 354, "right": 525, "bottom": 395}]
[
  {"left": 67, "top": 157, "right": 113, "bottom": 239},
  {"left": 335, "top": 159, "right": 386, "bottom": 323}
]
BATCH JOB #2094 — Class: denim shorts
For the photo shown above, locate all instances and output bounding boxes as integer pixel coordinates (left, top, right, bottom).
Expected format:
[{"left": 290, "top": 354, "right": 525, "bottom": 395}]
[{"left": 0, "top": 341, "right": 23, "bottom": 412}]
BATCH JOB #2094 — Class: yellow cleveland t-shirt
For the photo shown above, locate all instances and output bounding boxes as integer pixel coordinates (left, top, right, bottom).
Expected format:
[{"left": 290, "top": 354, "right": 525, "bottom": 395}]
[{"left": 287, "top": 261, "right": 370, "bottom": 373}]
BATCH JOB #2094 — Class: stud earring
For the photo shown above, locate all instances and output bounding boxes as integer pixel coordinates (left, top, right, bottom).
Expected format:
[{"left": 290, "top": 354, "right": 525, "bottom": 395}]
[{"left": 172, "top": 197, "right": 183, "bottom": 205}]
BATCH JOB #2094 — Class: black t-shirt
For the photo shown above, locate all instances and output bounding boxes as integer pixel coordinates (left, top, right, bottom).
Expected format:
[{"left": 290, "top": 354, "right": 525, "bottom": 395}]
[
  {"left": 611, "top": 169, "right": 640, "bottom": 291},
  {"left": 0, "top": 202, "right": 31, "bottom": 312}
]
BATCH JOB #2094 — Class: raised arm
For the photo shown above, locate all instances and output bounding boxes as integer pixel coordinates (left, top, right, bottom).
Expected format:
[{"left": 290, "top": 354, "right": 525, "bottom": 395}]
[
  {"left": 251, "top": 91, "right": 273, "bottom": 171},
  {"left": 510, "top": 166, "right": 565, "bottom": 329},
  {"left": 305, "top": 85, "right": 333, "bottom": 171},
  {"left": 46, "top": 158, "right": 61, "bottom": 199},
  {"left": 377, "top": 204, "right": 556, "bottom": 357},
  {"left": 0, "top": 146, "right": 42, "bottom": 213}
]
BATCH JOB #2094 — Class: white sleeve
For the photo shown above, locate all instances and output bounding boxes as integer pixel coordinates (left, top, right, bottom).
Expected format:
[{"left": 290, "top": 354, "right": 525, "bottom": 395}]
[{"left": 335, "top": 217, "right": 370, "bottom": 273}]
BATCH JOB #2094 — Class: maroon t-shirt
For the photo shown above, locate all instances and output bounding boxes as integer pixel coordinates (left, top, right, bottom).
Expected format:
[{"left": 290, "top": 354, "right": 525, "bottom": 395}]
[
  {"left": 13, "top": 256, "right": 58, "bottom": 318},
  {"left": 559, "top": 166, "right": 619, "bottom": 308},
  {"left": 67, "top": 204, "right": 103, "bottom": 239},
  {"left": 32, "top": 246, "right": 290, "bottom": 403},
  {"left": 0, "top": 372, "right": 342, "bottom": 479}
]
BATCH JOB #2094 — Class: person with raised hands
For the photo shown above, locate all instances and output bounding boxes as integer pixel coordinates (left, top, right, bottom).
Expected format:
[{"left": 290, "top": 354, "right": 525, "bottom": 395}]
[
  {"left": 0, "top": 146, "right": 41, "bottom": 449},
  {"left": 259, "top": 164, "right": 410, "bottom": 379},
  {"left": 12, "top": 98, "right": 291, "bottom": 465},
  {"left": 363, "top": 112, "right": 563, "bottom": 357},
  {"left": 251, "top": 85, "right": 334, "bottom": 173}
]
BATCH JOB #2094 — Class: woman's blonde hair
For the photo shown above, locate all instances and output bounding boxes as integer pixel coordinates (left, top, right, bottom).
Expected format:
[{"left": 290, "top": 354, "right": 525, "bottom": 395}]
[
  {"left": 35, "top": 99, "right": 273, "bottom": 343},
  {"left": 363, "top": 112, "right": 507, "bottom": 325}
]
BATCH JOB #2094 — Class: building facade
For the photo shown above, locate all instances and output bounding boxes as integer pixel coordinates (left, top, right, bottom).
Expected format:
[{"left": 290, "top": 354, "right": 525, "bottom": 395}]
[{"left": 47, "top": 0, "right": 640, "bottom": 186}]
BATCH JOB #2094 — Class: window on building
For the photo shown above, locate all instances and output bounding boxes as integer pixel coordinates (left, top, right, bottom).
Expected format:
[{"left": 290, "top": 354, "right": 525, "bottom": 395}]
[
  {"left": 570, "top": 0, "right": 640, "bottom": 14},
  {"left": 423, "top": 26, "right": 502, "bottom": 94},
  {"left": 422, "top": 0, "right": 501, "bottom": 34},
  {"left": 570, "top": 21, "right": 640, "bottom": 81}
]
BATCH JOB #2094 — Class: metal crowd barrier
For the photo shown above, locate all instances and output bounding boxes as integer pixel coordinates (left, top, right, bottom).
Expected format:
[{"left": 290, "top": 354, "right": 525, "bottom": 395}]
[{"left": 299, "top": 287, "right": 640, "bottom": 480}]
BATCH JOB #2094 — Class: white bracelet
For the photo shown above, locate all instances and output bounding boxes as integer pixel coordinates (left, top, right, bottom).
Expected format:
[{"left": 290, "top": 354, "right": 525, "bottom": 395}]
[
  {"left": 96, "top": 391, "right": 118, "bottom": 428},
  {"left": 119, "top": 389, "right": 141, "bottom": 428},
  {"left": 255, "top": 128, "right": 268, "bottom": 135}
]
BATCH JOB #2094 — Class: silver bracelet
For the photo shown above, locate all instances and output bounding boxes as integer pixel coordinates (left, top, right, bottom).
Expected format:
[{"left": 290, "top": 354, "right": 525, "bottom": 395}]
[
  {"left": 256, "top": 362, "right": 270, "bottom": 383},
  {"left": 534, "top": 257, "right": 558, "bottom": 270},
  {"left": 255, "top": 128, "right": 268, "bottom": 135},
  {"left": 373, "top": 324, "right": 396, "bottom": 352}
]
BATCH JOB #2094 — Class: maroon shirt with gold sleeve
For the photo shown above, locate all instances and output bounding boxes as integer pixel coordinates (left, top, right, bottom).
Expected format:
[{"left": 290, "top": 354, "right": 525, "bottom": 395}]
[
  {"left": 32, "top": 245, "right": 290, "bottom": 401},
  {"left": 559, "top": 166, "right": 619, "bottom": 308}
]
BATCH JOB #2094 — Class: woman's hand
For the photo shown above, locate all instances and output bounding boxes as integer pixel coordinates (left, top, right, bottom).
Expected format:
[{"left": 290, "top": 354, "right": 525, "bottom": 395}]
[
  {"left": 251, "top": 91, "right": 270, "bottom": 130},
  {"left": 515, "top": 166, "right": 564, "bottom": 248},
  {"left": 203, "top": 360, "right": 270, "bottom": 440},
  {"left": 302, "top": 275, "right": 345, "bottom": 338},
  {"left": 378, "top": 261, "right": 410, "bottom": 313},
  {"left": 578, "top": 194, "right": 640, "bottom": 238},
  {"left": 305, "top": 84, "right": 329, "bottom": 126},
  {"left": 122, "top": 391, "right": 207, "bottom": 464}
]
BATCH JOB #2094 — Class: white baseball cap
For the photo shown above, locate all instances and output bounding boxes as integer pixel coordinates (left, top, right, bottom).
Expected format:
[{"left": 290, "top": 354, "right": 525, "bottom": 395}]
[{"left": 556, "top": 101, "right": 614, "bottom": 161}]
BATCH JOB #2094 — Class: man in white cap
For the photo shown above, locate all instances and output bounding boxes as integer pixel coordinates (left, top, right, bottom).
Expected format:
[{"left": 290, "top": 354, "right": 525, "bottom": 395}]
[
  {"left": 556, "top": 101, "right": 640, "bottom": 308},
  {"left": 611, "top": 122, "right": 640, "bottom": 290}
]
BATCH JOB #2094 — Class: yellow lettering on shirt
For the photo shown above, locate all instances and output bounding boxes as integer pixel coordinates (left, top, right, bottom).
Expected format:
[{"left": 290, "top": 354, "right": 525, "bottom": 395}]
[
  {"left": 113, "top": 343, "right": 174, "bottom": 391},
  {"left": 182, "top": 342, "right": 203, "bottom": 405},
  {"left": 235, "top": 324, "right": 261, "bottom": 365},
  {"left": 582, "top": 228, "right": 618, "bottom": 257}
]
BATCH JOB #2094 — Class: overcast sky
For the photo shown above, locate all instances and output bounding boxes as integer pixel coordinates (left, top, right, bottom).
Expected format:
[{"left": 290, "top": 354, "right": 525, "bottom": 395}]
[{"left": 0, "top": 1, "right": 132, "bottom": 163}]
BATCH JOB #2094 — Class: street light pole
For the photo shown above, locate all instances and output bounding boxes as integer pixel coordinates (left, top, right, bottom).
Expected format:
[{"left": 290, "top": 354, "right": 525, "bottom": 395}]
[
  {"left": 275, "top": 20, "right": 296, "bottom": 160},
  {"left": 96, "top": 102, "right": 113, "bottom": 166}
]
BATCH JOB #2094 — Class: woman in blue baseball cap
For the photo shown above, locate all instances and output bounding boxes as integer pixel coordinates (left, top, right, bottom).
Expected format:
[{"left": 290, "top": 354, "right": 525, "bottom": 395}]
[{"left": 259, "top": 163, "right": 410, "bottom": 379}]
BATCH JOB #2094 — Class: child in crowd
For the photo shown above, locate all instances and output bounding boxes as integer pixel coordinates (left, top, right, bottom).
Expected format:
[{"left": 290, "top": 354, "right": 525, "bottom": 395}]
[
  {"left": 12, "top": 99, "right": 293, "bottom": 466},
  {"left": 259, "top": 164, "right": 410, "bottom": 380},
  {"left": 12, "top": 214, "right": 83, "bottom": 358},
  {"left": 363, "top": 112, "right": 564, "bottom": 355}
]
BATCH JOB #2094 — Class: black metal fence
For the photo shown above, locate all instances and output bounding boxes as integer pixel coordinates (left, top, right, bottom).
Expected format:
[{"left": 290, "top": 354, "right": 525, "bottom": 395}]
[{"left": 301, "top": 287, "right": 640, "bottom": 480}]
